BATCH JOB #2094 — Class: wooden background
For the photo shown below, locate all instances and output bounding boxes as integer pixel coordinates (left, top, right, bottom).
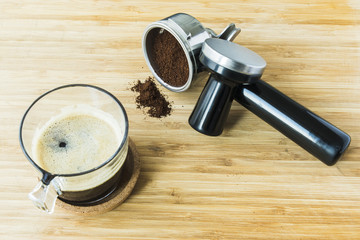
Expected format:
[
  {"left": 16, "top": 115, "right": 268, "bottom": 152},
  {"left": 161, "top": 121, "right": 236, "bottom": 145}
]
[{"left": 1, "top": 0, "right": 359, "bottom": 239}]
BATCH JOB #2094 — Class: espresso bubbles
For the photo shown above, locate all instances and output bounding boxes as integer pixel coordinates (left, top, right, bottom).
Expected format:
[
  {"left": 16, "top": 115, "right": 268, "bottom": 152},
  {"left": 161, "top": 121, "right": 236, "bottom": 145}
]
[{"left": 33, "top": 108, "right": 122, "bottom": 175}]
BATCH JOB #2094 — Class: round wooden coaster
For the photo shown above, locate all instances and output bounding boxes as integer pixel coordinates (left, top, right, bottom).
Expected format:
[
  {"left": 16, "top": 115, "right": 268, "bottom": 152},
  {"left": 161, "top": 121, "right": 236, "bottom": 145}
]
[{"left": 56, "top": 138, "right": 140, "bottom": 216}]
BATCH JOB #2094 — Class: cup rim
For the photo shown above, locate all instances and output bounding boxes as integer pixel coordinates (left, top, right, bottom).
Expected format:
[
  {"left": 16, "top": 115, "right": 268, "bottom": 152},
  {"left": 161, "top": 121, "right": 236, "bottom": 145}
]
[{"left": 19, "top": 84, "right": 129, "bottom": 178}]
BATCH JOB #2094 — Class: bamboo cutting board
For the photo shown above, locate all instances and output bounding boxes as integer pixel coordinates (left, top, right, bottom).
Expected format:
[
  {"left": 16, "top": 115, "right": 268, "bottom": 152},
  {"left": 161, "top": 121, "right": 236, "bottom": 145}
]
[{"left": 1, "top": 0, "right": 360, "bottom": 239}]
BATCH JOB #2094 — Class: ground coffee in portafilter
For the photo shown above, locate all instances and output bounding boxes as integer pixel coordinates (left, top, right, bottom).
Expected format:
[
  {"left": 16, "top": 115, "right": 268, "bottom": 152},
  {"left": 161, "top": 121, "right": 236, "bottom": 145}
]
[
  {"left": 131, "top": 77, "right": 172, "bottom": 118},
  {"left": 150, "top": 29, "right": 189, "bottom": 87}
]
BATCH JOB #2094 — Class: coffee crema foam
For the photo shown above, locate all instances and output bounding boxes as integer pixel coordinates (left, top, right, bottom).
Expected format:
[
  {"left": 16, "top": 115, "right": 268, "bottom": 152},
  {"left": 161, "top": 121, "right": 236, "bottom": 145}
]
[{"left": 32, "top": 105, "right": 123, "bottom": 175}]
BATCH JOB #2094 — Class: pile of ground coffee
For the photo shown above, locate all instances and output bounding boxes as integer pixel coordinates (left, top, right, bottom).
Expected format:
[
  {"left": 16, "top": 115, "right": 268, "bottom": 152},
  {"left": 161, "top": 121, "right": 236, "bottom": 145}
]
[
  {"left": 151, "top": 29, "right": 189, "bottom": 87},
  {"left": 131, "top": 77, "right": 172, "bottom": 118}
]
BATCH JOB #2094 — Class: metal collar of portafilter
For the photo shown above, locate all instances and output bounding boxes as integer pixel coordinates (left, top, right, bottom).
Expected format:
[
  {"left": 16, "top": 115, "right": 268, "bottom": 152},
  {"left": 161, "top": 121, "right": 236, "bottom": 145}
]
[{"left": 142, "top": 13, "right": 240, "bottom": 92}]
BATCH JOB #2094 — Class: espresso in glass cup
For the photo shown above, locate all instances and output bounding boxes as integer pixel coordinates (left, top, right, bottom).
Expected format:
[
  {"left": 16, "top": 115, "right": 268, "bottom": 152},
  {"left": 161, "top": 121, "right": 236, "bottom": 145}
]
[{"left": 19, "top": 84, "right": 129, "bottom": 213}]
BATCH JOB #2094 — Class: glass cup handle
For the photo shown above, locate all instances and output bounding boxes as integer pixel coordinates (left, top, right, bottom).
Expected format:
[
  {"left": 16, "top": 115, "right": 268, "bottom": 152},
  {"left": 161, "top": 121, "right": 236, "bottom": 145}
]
[{"left": 28, "top": 178, "right": 61, "bottom": 214}]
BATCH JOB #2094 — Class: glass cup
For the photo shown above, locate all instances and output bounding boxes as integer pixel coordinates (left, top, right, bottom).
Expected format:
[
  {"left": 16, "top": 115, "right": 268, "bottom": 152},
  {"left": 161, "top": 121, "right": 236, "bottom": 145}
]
[{"left": 19, "top": 84, "right": 129, "bottom": 214}]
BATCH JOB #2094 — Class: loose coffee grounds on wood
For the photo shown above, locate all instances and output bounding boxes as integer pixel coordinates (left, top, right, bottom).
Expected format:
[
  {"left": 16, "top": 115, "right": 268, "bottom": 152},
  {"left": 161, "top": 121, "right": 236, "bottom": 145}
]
[
  {"left": 131, "top": 77, "right": 172, "bottom": 118},
  {"left": 150, "top": 29, "right": 189, "bottom": 87}
]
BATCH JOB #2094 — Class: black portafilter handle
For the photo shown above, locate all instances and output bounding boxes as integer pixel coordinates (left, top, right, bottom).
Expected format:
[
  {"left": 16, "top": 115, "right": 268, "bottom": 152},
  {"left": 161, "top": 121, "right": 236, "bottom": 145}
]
[
  {"left": 189, "top": 38, "right": 351, "bottom": 166},
  {"left": 234, "top": 79, "right": 351, "bottom": 166}
]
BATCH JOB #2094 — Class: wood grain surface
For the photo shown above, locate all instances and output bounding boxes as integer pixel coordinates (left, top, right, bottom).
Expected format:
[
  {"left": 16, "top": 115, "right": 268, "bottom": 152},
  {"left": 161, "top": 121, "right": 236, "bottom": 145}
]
[{"left": 1, "top": 0, "right": 360, "bottom": 239}]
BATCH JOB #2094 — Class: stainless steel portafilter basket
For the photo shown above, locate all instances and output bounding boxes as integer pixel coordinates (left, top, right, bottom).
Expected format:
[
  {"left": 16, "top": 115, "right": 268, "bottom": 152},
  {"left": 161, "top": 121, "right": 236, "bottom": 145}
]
[{"left": 142, "top": 13, "right": 240, "bottom": 92}]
